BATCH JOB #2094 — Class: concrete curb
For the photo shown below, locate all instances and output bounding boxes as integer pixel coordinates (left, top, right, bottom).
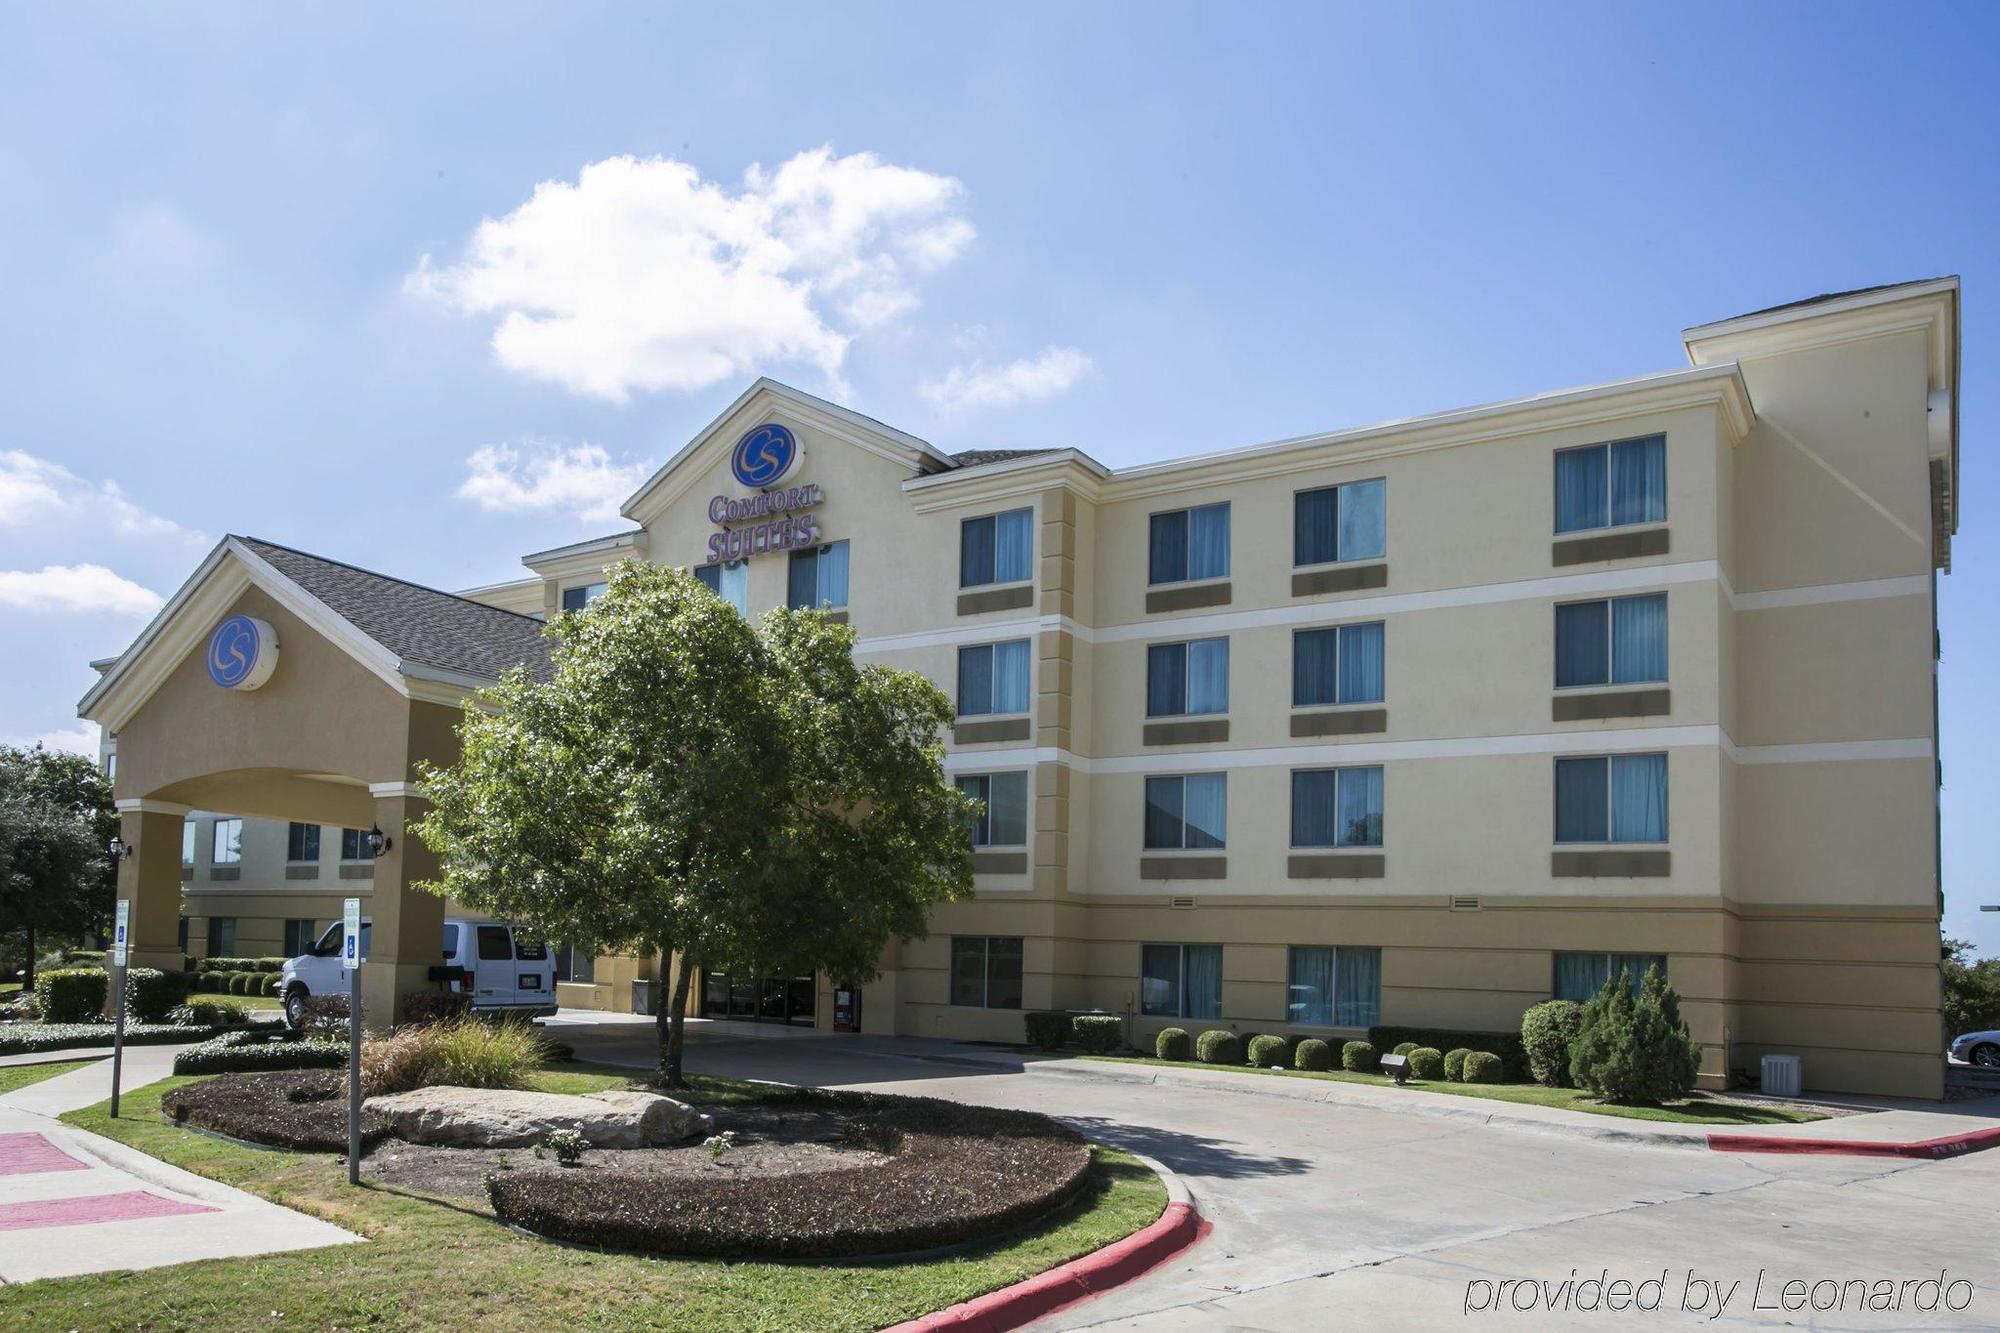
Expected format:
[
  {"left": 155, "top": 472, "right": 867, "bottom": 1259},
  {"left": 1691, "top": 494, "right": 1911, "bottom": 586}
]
[
  {"left": 885, "top": 1152, "right": 1205, "bottom": 1333},
  {"left": 1708, "top": 1123, "right": 2000, "bottom": 1160}
]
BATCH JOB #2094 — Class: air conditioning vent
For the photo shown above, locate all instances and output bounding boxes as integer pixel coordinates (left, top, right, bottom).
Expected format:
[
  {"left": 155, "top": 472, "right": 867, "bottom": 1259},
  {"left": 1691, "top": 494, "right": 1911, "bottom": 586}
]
[
  {"left": 1449, "top": 896, "right": 1481, "bottom": 912},
  {"left": 1169, "top": 896, "right": 1196, "bottom": 909}
]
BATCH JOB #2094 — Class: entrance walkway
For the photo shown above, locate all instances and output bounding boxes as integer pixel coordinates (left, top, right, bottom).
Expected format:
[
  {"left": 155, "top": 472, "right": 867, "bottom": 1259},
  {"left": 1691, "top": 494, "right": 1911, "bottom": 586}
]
[{"left": 0, "top": 1044, "right": 359, "bottom": 1284}]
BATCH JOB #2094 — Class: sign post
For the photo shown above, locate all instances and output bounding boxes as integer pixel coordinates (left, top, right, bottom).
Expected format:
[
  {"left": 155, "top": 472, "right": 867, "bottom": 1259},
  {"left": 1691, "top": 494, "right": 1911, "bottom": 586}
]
[
  {"left": 342, "top": 897, "right": 362, "bottom": 1185},
  {"left": 108, "top": 899, "right": 130, "bottom": 1118}
]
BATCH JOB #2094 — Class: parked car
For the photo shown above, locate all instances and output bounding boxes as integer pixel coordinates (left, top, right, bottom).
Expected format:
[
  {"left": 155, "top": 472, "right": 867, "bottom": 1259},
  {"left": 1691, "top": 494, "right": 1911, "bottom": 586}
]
[
  {"left": 1949, "top": 1030, "right": 2000, "bottom": 1067},
  {"left": 280, "top": 917, "right": 558, "bottom": 1029}
]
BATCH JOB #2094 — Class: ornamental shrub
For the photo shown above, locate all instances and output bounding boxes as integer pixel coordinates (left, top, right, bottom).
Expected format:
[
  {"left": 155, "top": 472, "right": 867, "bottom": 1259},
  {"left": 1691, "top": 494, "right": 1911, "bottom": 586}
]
[
  {"left": 1462, "top": 1051, "right": 1504, "bottom": 1084},
  {"left": 1569, "top": 966, "right": 1701, "bottom": 1104},
  {"left": 173, "top": 1029, "right": 347, "bottom": 1075},
  {"left": 1195, "top": 1029, "right": 1241, "bottom": 1065},
  {"left": 1294, "top": 1037, "right": 1334, "bottom": 1071},
  {"left": 1341, "top": 1040, "right": 1379, "bottom": 1073},
  {"left": 1246, "top": 1034, "right": 1293, "bottom": 1068},
  {"left": 260, "top": 973, "right": 281, "bottom": 997},
  {"left": 35, "top": 968, "right": 106, "bottom": 1024},
  {"left": 1520, "top": 999, "right": 1586, "bottom": 1087},
  {"left": 1155, "top": 1027, "right": 1192, "bottom": 1061},
  {"left": 1023, "top": 1010, "right": 1072, "bottom": 1051},
  {"left": 1369, "top": 1026, "right": 1529, "bottom": 1082},
  {"left": 1407, "top": 1046, "right": 1444, "bottom": 1080},
  {"left": 170, "top": 1000, "right": 241, "bottom": 1028},
  {"left": 1391, "top": 1041, "right": 1419, "bottom": 1057},
  {"left": 123, "top": 968, "right": 192, "bottom": 1023},
  {"left": 228, "top": 972, "right": 253, "bottom": 995},
  {"left": 1071, "top": 1015, "right": 1123, "bottom": 1055},
  {"left": 1443, "top": 1047, "right": 1471, "bottom": 1082}
]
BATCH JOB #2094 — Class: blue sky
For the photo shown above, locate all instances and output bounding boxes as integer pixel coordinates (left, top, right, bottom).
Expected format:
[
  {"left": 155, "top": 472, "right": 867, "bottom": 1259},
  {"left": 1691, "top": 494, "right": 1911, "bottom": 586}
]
[{"left": 3, "top": 4, "right": 1995, "bottom": 951}]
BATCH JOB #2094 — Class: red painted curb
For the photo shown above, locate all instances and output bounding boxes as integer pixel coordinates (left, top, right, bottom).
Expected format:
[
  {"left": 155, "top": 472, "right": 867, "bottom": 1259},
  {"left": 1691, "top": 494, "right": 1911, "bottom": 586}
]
[
  {"left": 1708, "top": 1123, "right": 2000, "bottom": 1160},
  {"left": 885, "top": 1200, "right": 1207, "bottom": 1333}
]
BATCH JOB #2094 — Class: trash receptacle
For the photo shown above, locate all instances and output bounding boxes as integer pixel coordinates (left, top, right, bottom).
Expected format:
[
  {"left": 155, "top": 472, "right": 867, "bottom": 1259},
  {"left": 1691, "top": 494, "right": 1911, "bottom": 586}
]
[{"left": 631, "top": 979, "right": 657, "bottom": 1016}]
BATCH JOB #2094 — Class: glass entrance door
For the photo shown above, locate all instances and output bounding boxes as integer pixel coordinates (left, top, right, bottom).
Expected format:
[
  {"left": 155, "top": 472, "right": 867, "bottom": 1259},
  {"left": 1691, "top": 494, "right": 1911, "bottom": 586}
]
[{"left": 703, "top": 970, "right": 816, "bottom": 1025}]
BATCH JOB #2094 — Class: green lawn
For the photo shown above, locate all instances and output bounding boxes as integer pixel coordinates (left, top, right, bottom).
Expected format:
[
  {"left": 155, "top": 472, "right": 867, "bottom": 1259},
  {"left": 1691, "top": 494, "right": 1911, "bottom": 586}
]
[
  {"left": 0, "top": 981, "right": 20, "bottom": 995},
  {"left": 1, "top": 1064, "right": 1165, "bottom": 1333},
  {"left": 0, "top": 1058, "right": 96, "bottom": 1096},
  {"left": 1077, "top": 1054, "right": 1824, "bottom": 1125}
]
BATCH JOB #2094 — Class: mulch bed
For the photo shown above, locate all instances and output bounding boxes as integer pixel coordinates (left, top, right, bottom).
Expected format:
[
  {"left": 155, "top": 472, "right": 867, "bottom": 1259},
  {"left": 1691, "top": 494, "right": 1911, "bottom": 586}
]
[
  {"left": 160, "top": 1071, "right": 388, "bottom": 1153},
  {"left": 486, "top": 1092, "right": 1093, "bottom": 1259}
]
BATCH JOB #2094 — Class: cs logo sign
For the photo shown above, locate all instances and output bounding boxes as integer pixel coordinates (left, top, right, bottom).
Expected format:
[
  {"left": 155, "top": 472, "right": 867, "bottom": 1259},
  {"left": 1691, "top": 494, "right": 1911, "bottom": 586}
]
[
  {"left": 206, "top": 614, "right": 280, "bottom": 691},
  {"left": 731, "top": 423, "right": 799, "bottom": 488}
]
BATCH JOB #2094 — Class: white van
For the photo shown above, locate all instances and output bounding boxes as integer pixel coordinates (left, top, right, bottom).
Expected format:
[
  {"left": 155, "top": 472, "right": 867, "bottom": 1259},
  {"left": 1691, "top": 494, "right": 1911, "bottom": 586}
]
[{"left": 279, "top": 916, "right": 558, "bottom": 1029}]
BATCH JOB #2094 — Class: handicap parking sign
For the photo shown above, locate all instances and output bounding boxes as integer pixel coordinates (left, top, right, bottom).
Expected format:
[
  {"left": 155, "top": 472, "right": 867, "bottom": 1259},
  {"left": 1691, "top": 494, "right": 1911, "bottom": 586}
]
[{"left": 342, "top": 898, "right": 362, "bottom": 971}]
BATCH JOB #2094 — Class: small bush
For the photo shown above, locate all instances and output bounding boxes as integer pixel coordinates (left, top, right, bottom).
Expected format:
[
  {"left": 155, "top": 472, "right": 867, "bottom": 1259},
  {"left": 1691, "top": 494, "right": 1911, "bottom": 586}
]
[
  {"left": 1071, "top": 1014, "right": 1123, "bottom": 1055},
  {"left": 124, "top": 968, "right": 192, "bottom": 1023},
  {"left": 198, "top": 957, "right": 286, "bottom": 974},
  {"left": 35, "top": 968, "right": 106, "bottom": 1024},
  {"left": 174, "top": 1029, "right": 347, "bottom": 1075},
  {"left": 1462, "top": 1051, "right": 1504, "bottom": 1084},
  {"left": 1370, "top": 1026, "right": 1529, "bottom": 1083},
  {"left": 399, "top": 990, "right": 474, "bottom": 1026},
  {"left": 1195, "top": 1029, "right": 1241, "bottom": 1065},
  {"left": 361, "top": 1017, "right": 546, "bottom": 1096},
  {"left": 261, "top": 973, "right": 281, "bottom": 997},
  {"left": 1569, "top": 967, "right": 1701, "bottom": 1104},
  {"left": 544, "top": 1129, "right": 589, "bottom": 1166},
  {"left": 1443, "top": 1047, "right": 1471, "bottom": 1082},
  {"left": 1341, "top": 1040, "right": 1379, "bottom": 1073},
  {"left": 1391, "top": 1041, "right": 1419, "bottom": 1057},
  {"left": 1023, "top": 1010, "right": 1072, "bottom": 1051},
  {"left": 170, "top": 1000, "right": 241, "bottom": 1028},
  {"left": 1407, "top": 1046, "right": 1444, "bottom": 1080},
  {"left": 1155, "top": 1027, "right": 1191, "bottom": 1061},
  {"left": 300, "top": 994, "right": 350, "bottom": 1038},
  {"left": 1521, "top": 999, "right": 1586, "bottom": 1087},
  {"left": 1294, "top": 1037, "right": 1334, "bottom": 1071},
  {"left": 1246, "top": 1034, "right": 1293, "bottom": 1068},
  {"left": 63, "top": 949, "right": 107, "bottom": 966}
]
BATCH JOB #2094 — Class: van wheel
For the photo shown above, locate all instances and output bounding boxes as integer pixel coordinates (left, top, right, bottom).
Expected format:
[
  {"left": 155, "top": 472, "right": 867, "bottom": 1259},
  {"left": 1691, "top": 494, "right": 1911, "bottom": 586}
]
[{"left": 283, "top": 986, "right": 309, "bottom": 1031}]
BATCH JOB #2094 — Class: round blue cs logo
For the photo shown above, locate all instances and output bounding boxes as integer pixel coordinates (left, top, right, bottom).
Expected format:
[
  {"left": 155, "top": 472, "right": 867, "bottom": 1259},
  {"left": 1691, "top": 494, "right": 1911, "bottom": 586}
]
[
  {"left": 731, "top": 423, "right": 798, "bottom": 488},
  {"left": 206, "top": 614, "right": 278, "bottom": 690}
]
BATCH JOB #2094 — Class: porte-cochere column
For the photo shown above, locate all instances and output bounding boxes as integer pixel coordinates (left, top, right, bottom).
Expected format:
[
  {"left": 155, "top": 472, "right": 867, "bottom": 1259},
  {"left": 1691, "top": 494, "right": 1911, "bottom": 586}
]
[
  {"left": 356, "top": 784, "right": 445, "bottom": 1030},
  {"left": 115, "top": 800, "right": 192, "bottom": 973}
]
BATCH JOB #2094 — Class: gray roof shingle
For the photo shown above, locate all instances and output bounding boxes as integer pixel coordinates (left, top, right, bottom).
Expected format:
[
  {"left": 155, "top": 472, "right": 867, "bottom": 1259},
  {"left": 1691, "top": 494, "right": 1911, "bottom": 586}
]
[{"left": 948, "top": 448, "right": 1059, "bottom": 469}]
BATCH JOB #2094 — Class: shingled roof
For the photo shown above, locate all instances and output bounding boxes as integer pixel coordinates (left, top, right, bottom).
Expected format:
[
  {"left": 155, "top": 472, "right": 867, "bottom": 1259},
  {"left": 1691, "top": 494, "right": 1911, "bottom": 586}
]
[
  {"left": 239, "top": 536, "right": 553, "bottom": 683},
  {"left": 948, "top": 448, "right": 1060, "bottom": 469}
]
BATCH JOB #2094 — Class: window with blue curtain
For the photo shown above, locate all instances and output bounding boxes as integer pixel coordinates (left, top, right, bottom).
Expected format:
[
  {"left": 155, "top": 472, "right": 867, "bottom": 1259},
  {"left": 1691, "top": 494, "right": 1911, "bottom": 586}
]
[
  {"left": 1291, "top": 767, "right": 1384, "bottom": 847},
  {"left": 1556, "top": 594, "right": 1666, "bottom": 687},
  {"left": 957, "top": 640, "right": 1031, "bottom": 715},
  {"left": 1147, "top": 638, "right": 1229, "bottom": 716},
  {"left": 1184, "top": 944, "right": 1223, "bottom": 1019},
  {"left": 1334, "top": 946, "right": 1381, "bottom": 1026},
  {"left": 1149, "top": 503, "right": 1230, "bottom": 584},
  {"left": 787, "top": 541, "right": 849, "bottom": 610},
  {"left": 1145, "top": 774, "right": 1225, "bottom": 849},
  {"left": 1293, "top": 622, "right": 1385, "bottom": 706},
  {"left": 1555, "top": 435, "right": 1665, "bottom": 534},
  {"left": 1554, "top": 951, "right": 1667, "bottom": 1001},
  {"left": 1287, "top": 946, "right": 1335, "bottom": 1025},
  {"left": 1140, "top": 943, "right": 1183, "bottom": 1016},
  {"left": 1294, "top": 479, "right": 1387, "bottom": 565},
  {"left": 1555, "top": 754, "right": 1667, "bottom": 843},
  {"left": 960, "top": 508, "right": 1034, "bottom": 587}
]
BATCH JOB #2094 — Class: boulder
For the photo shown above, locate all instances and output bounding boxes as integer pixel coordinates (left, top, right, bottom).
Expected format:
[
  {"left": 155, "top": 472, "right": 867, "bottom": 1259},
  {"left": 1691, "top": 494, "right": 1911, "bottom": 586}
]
[{"left": 363, "top": 1085, "right": 713, "bottom": 1149}]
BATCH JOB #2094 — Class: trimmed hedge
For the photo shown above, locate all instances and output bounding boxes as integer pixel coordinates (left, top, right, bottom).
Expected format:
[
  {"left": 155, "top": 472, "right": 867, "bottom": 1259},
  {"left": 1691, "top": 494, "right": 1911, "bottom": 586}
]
[
  {"left": 1462, "top": 1051, "right": 1504, "bottom": 1084},
  {"left": 1246, "top": 1034, "right": 1293, "bottom": 1068},
  {"left": 1294, "top": 1037, "right": 1334, "bottom": 1071},
  {"left": 1443, "top": 1047, "right": 1471, "bottom": 1082},
  {"left": 35, "top": 968, "right": 106, "bottom": 1024},
  {"left": 196, "top": 957, "right": 286, "bottom": 975},
  {"left": 0, "top": 1022, "right": 213, "bottom": 1056},
  {"left": 1341, "top": 1040, "right": 1379, "bottom": 1073},
  {"left": 1370, "top": 1025, "right": 1529, "bottom": 1083},
  {"left": 1194, "top": 1029, "right": 1241, "bottom": 1066},
  {"left": 1071, "top": 1015, "right": 1123, "bottom": 1055},
  {"left": 1407, "top": 1046, "right": 1444, "bottom": 1081},
  {"left": 1520, "top": 1000, "right": 1586, "bottom": 1087},
  {"left": 1155, "top": 1027, "right": 1191, "bottom": 1061},
  {"left": 174, "top": 1028, "right": 347, "bottom": 1076},
  {"left": 1023, "top": 1010, "right": 1072, "bottom": 1051},
  {"left": 125, "top": 969, "right": 193, "bottom": 1023},
  {"left": 1391, "top": 1041, "right": 1419, "bottom": 1057}
]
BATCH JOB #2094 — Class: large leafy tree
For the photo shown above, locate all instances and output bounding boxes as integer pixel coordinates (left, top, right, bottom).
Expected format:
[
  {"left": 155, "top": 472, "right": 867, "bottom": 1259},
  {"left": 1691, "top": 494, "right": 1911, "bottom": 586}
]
[
  {"left": 1943, "top": 937, "right": 2000, "bottom": 1036},
  {"left": 0, "top": 745, "right": 116, "bottom": 989},
  {"left": 414, "top": 560, "right": 976, "bottom": 1084}
]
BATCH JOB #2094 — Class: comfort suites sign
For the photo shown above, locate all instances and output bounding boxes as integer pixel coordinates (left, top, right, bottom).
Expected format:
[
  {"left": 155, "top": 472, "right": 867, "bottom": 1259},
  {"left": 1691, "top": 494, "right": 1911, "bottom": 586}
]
[{"left": 706, "top": 422, "right": 829, "bottom": 563}]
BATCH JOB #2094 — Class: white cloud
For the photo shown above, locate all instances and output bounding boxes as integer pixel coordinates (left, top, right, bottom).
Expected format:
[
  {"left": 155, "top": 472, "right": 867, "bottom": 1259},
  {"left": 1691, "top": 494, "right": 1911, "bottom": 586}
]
[
  {"left": 920, "top": 345, "right": 1093, "bottom": 413},
  {"left": 408, "top": 148, "right": 974, "bottom": 401},
  {"left": 0, "top": 564, "right": 164, "bottom": 616},
  {"left": 16, "top": 724, "right": 99, "bottom": 757},
  {"left": 458, "top": 440, "right": 652, "bottom": 522},
  {"left": 0, "top": 451, "right": 201, "bottom": 542}
]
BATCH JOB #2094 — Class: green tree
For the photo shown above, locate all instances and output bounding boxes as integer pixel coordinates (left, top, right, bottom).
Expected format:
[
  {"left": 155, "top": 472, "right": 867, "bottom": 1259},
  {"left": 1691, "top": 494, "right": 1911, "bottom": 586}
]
[
  {"left": 1568, "top": 964, "right": 1702, "bottom": 1104},
  {"left": 414, "top": 561, "right": 976, "bottom": 1085},
  {"left": 0, "top": 745, "right": 115, "bottom": 989},
  {"left": 1942, "top": 937, "right": 2000, "bottom": 1035}
]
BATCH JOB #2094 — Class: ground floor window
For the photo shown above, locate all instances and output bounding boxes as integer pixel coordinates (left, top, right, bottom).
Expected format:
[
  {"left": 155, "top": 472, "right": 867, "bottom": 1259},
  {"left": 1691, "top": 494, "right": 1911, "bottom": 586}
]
[
  {"left": 555, "top": 945, "right": 596, "bottom": 985},
  {"left": 1140, "top": 943, "right": 1222, "bottom": 1019},
  {"left": 950, "top": 936, "right": 1023, "bottom": 1009},
  {"left": 178, "top": 916, "right": 188, "bottom": 951},
  {"left": 282, "top": 919, "right": 316, "bottom": 957},
  {"left": 206, "top": 917, "right": 236, "bottom": 956},
  {"left": 1554, "top": 951, "right": 1667, "bottom": 1001},
  {"left": 1285, "top": 945, "right": 1382, "bottom": 1027}
]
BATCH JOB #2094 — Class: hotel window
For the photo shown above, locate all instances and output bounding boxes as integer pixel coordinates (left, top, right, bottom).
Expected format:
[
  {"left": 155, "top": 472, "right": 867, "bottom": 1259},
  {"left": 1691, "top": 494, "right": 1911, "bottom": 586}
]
[
  {"left": 286, "top": 822, "right": 320, "bottom": 863},
  {"left": 181, "top": 820, "right": 195, "bottom": 867},
  {"left": 1554, "top": 435, "right": 1665, "bottom": 534},
  {"left": 1287, "top": 946, "right": 1382, "bottom": 1028},
  {"left": 211, "top": 818, "right": 242, "bottom": 865},
  {"left": 1554, "top": 754, "right": 1668, "bottom": 843},
  {"left": 206, "top": 917, "right": 236, "bottom": 957},
  {"left": 1146, "top": 638, "right": 1228, "bottom": 717},
  {"left": 787, "top": 540, "right": 850, "bottom": 610},
  {"left": 956, "top": 772, "right": 1028, "bottom": 846},
  {"left": 1293, "top": 622, "right": 1385, "bottom": 706},
  {"left": 960, "top": 508, "right": 1034, "bottom": 588},
  {"left": 957, "top": 640, "right": 1032, "bottom": 716},
  {"left": 1149, "top": 503, "right": 1230, "bottom": 584},
  {"left": 283, "top": 919, "right": 317, "bottom": 957},
  {"left": 1291, "top": 767, "right": 1384, "bottom": 848},
  {"left": 1140, "top": 943, "right": 1223, "bottom": 1019},
  {"left": 1554, "top": 951, "right": 1668, "bottom": 1002},
  {"left": 340, "top": 827, "right": 376, "bottom": 861},
  {"left": 1555, "top": 594, "right": 1667, "bottom": 687},
  {"left": 951, "top": 936, "right": 1024, "bottom": 1009},
  {"left": 556, "top": 945, "right": 596, "bottom": 985},
  {"left": 178, "top": 916, "right": 189, "bottom": 951},
  {"left": 1143, "top": 774, "right": 1226, "bottom": 850},
  {"left": 694, "top": 560, "right": 749, "bottom": 614},
  {"left": 560, "top": 581, "right": 607, "bottom": 612},
  {"left": 104, "top": 752, "right": 116, "bottom": 782},
  {"left": 1294, "top": 478, "right": 1386, "bottom": 566}
]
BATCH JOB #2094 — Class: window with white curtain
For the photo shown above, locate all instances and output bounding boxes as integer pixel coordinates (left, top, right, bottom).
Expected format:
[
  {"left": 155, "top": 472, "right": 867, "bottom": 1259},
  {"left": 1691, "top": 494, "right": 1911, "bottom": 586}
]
[
  {"left": 1146, "top": 638, "right": 1229, "bottom": 717},
  {"left": 960, "top": 508, "right": 1035, "bottom": 587},
  {"left": 1554, "top": 753, "right": 1668, "bottom": 843},
  {"left": 1149, "top": 503, "right": 1231, "bottom": 584},
  {"left": 957, "top": 640, "right": 1033, "bottom": 716},
  {"left": 1294, "top": 478, "right": 1387, "bottom": 566},
  {"left": 1554, "top": 951, "right": 1667, "bottom": 1001},
  {"left": 1287, "top": 946, "right": 1382, "bottom": 1027},
  {"left": 1555, "top": 594, "right": 1667, "bottom": 687},
  {"left": 951, "top": 936, "right": 1023, "bottom": 1008},
  {"left": 1554, "top": 435, "right": 1666, "bottom": 534},
  {"left": 694, "top": 560, "right": 749, "bottom": 614},
  {"left": 787, "top": 541, "right": 849, "bottom": 609},
  {"left": 1290, "top": 768, "right": 1384, "bottom": 848},
  {"left": 1140, "top": 942, "right": 1223, "bottom": 1019},
  {"left": 956, "top": 772, "right": 1029, "bottom": 846},
  {"left": 1293, "top": 622, "right": 1385, "bottom": 706},
  {"left": 181, "top": 820, "right": 196, "bottom": 867},
  {"left": 1143, "top": 774, "right": 1226, "bottom": 850},
  {"left": 211, "top": 818, "right": 242, "bottom": 865}
]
